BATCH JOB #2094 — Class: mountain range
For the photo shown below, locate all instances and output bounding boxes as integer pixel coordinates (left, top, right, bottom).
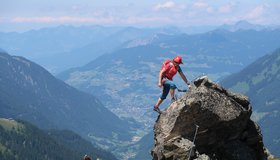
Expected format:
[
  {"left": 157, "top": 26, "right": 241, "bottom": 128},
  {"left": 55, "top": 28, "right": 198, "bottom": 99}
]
[
  {"left": 58, "top": 29, "right": 280, "bottom": 129},
  {"left": 218, "top": 20, "right": 273, "bottom": 32},
  {"left": 221, "top": 48, "right": 280, "bottom": 156},
  {"left": 0, "top": 50, "right": 139, "bottom": 158},
  {"left": 0, "top": 25, "right": 182, "bottom": 73},
  {"left": 1, "top": 21, "right": 278, "bottom": 74}
]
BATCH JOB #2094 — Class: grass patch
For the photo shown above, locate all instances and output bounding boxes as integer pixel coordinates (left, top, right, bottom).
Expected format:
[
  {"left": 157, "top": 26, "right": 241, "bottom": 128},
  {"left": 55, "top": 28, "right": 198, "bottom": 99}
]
[
  {"left": 0, "top": 118, "right": 25, "bottom": 133},
  {"left": 0, "top": 143, "right": 7, "bottom": 153},
  {"left": 252, "top": 73, "right": 265, "bottom": 85},
  {"left": 230, "top": 81, "right": 249, "bottom": 94},
  {"left": 0, "top": 143, "right": 13, "bottom": 158}
]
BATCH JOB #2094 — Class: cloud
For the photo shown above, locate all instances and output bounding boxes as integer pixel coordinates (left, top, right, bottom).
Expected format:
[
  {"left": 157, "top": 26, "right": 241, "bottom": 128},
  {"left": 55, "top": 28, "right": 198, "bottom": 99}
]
[
  {"left": 11, "top": 16, "right": 114, "bottom": 24},
  {"left": 3, "top": 2, "right": 279, "bottom": 28},
  {"left": 193, "top": 1, "right": 209, "bottom": 9},
  {"left": 154, "top": 1, "right": 176, "bottom": 11},
  {"left": 218, "top": 3, "right": 234, "bottom": 13},
  {"left": 124, "top": 16, "right": 171, "bottom": 24},
  {"left": 246, "top": 5, "right": 266, "bottom": 19},
  {"left": 192, "top": 1, "right": 214, "bottom": 13},
  {"left": 8, "top": 15, "right": 171, "bottom": 26}
]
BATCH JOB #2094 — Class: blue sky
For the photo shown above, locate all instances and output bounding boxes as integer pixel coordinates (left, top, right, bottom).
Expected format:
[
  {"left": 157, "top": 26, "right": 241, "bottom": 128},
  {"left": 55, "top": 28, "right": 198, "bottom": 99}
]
[{"left": 1, "top": 0, "right": 280, "bottom": 31}]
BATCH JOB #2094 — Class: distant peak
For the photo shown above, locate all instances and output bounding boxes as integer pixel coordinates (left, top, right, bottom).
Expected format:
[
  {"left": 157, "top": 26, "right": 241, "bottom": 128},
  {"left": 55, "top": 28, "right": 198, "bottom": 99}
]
[{"left": 235, "top": 20, "right": 252, "bottom": 25}]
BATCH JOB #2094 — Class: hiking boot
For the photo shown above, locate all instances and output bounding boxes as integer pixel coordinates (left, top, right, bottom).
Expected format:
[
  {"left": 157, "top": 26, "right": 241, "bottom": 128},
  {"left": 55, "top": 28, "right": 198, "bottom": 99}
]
[
  {"left": 171, "top": 96, "right": 177, "bottom": 102},
  {"left": 153, "top": 106, "right": 161, "bottom": 114}
]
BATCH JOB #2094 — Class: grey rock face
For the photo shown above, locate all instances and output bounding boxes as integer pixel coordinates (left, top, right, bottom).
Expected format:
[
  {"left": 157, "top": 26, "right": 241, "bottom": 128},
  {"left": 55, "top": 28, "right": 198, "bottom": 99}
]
[{"left": 151, "top": 76, "right": 267, "bottom": 160}]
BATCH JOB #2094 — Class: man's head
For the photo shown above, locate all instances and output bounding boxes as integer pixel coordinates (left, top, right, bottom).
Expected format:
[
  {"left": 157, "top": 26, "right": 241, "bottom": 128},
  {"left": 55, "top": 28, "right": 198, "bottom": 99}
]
[
  {"left": 173, "top": 56, "right": 183, "bottom": 65},
  {"left": 83, "top": 155, "right": 91, "bottom": 160}
]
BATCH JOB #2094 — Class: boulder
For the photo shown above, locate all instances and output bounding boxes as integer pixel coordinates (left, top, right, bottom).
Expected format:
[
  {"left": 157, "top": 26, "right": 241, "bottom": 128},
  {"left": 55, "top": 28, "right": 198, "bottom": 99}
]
[{"left": 151, "top": 76, "right": 267, "bottom": 160}]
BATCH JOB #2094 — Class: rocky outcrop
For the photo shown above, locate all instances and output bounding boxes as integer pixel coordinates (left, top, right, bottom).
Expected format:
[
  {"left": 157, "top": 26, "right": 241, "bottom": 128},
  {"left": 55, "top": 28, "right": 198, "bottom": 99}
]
[{"left": 151, "top": 76, "right": 267, "bottom": 160}]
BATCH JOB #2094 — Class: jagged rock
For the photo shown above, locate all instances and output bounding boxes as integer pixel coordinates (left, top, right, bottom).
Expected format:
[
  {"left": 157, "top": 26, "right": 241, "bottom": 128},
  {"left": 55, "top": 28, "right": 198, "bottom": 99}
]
[{"left": 151, "top": 76, "right": 267, "bottom": 160}]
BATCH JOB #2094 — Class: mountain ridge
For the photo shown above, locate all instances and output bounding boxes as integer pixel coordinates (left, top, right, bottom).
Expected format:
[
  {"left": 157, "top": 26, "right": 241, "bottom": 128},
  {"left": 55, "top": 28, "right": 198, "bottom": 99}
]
[
  {"left": 221, "top": 48, "right": 280, "bottom": 156},
  {"left": 0, "top": 118, "right": 117, "bottom": 160},
  {"left": 0, "top": 50, "right": 135, "bottom": 158}
]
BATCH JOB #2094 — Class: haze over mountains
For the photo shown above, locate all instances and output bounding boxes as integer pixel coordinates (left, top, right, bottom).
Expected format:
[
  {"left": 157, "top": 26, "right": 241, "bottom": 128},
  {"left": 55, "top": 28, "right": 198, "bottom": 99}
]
[
  {"left": 0, "top": 21, "right": 278, "bottom": 74},
  {"left": 0, "top": 25, "right": 182, "bottom": 73},
  {"left": 218, "top": 20, "right": 279, "bottom": 32},
  {"left": 1, "top": 21, "right": 280, "bottom": 159}
]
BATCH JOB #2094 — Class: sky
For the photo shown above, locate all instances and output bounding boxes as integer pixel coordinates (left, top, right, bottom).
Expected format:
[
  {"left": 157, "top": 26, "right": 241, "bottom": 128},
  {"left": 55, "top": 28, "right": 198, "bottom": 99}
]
[{"left": 1, "top": 0, "right": 280, "bottom": 32}]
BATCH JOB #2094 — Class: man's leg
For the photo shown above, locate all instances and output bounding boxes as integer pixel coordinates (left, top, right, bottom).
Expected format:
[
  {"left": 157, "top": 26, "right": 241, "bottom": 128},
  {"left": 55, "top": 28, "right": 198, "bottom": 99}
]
[
  {"left": 154, "top": 98, "right": 164, "bottom": 109},
  {"left": 170, "top": 89, "right": 175, "bottom": 99},
  {"left": 154, "top": 82, "right": 169, "bottom": 109},
  {"left": 168, "top": 81, "right": 177, "bottom": 101}
]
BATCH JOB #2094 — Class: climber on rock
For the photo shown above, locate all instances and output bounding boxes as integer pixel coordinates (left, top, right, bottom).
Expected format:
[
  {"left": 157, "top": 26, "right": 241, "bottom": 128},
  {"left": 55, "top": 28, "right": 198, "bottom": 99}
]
[{"left": 153, "top": 55, "right": 191, "bottom": 113}]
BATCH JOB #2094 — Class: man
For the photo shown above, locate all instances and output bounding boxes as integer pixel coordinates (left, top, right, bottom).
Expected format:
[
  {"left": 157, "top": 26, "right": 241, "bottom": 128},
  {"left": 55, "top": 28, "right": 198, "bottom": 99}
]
[{"left": 153, "top": 55, "right": 191, "bottom": 113}]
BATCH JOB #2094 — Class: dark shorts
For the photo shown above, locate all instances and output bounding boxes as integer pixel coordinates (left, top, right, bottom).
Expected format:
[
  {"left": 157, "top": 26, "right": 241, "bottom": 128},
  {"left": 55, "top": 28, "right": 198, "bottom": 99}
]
[{"left": 160, "top": 80, "right": 177, "bottom": 100}]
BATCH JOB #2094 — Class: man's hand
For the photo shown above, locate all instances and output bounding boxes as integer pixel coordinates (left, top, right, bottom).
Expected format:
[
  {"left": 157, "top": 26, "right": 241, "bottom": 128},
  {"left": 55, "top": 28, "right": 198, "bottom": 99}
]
[
  {"left": 188, "top": 84, "right": 192, "bottom": 91},
  {"left": 158, "top": 82, "right": 163, "bottom": 88}
]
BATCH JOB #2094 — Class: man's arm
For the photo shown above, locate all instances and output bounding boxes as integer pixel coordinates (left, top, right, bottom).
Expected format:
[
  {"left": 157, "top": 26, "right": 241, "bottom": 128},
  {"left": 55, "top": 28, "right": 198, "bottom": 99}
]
[
  {"left": 158, "top": 69, "right": 166, "bottom": 87},
  {"left": 179, "top": 71, "right": 192, "bottom": 90}
]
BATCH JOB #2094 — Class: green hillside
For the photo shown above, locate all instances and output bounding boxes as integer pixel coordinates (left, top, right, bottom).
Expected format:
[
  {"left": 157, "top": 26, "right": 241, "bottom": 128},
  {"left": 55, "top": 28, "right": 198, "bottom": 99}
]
[
  {"left": 221, "top": 48, "right": 280, "bottom": 156},
  {"left": 0, "top": 118, "right": 117, "bottom": 160}
]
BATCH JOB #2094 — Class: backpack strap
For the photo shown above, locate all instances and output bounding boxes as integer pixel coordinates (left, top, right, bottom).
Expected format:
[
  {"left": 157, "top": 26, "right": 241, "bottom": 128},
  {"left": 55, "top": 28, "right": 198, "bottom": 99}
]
[{"left": 162, "top": 59, "right": 172, "bottom": 71}]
